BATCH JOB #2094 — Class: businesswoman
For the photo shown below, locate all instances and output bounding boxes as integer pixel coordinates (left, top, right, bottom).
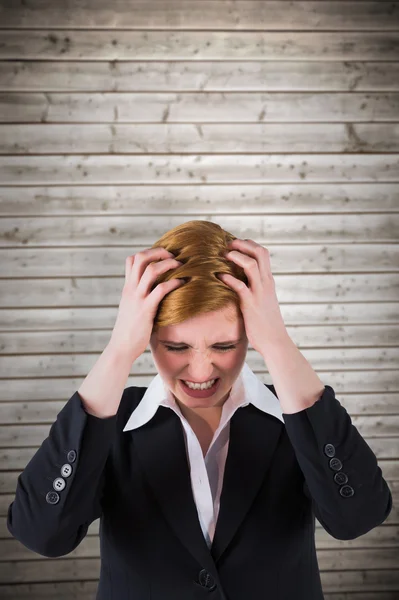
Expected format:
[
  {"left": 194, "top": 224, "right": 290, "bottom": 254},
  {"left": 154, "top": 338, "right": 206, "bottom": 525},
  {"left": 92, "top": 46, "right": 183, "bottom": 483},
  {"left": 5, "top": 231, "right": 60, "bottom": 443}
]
[{"left": 7, "top": 220, "right": 392, "bottom": 599}]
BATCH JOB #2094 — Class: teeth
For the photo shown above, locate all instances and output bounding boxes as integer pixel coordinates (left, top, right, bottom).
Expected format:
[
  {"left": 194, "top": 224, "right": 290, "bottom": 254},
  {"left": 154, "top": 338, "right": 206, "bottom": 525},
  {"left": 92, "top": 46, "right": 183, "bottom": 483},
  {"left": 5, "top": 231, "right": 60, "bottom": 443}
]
[{"left": 184, "top": 379, "right": 216, "bottom": 390}]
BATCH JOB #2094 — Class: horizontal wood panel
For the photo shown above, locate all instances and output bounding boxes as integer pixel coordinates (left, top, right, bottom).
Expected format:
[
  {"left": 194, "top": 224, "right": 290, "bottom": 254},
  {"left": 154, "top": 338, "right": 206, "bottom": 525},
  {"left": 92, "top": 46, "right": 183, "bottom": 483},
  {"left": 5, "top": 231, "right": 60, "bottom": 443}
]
[
  {"left": 1, "top": 185, "right": 398, "bottom": 216},
  {"left": 2, "top": 391, "right": 398, "bottom": 419},
  {"left": 1, "top": 213, "right": 399, "bottom": 246},
  {"left": 1, "top": 61, "right": 398, "bottom": 92},
  {"left": 1, "top": 459, "right": 397, "bottom": 497},
  {"left": 0, "top": 91, "right": 399, "bottom": 123},
  {"left": 1, "top": 304, "right": 398, "bottom": 331},
  {"left": 1, "top": 154, "right": 398, "bottom": 184},
  {"left": 2, "top": 482, "right": 399, "bottom": 530},
  {"left": 2, "top": 524, "right": 399, "bottom": 560},
  {"left": 1, "top": 1, "right": 398, "bottom": 30},
  {"left": 0, "top": 550, "right": 398, "bottom": 583},
  {"left": 1, "top": 436, "right": 398, "bottom": 473},
  {"left": 0, "top": 182, "right": 371, "bottom": 220},
  {"left": 1, "top": 245, "right": 399, "bottom": 278},
  {"left": 1, "top": 347, "right": 399, "bottom": 382},
  {"left": 2, "top": 92, "right": 399, "bottom": 124},
  {"left": 3, "top": 123, "right": 399, "bottom": 154},
  {"left": 1, "top": 244, "right": 399, "bottom": 278},
  {"left": 0, "top": 582, "right": 397, "bottom": 600},
  {"left": 2, "top": 415, "right": 397, "bottom": 448},
  {"left": 0, "top": 370, "right": 398, "bottom": 401},
  {"left": 1, "top": 274, "right": 398, "bottom": 308},
  {"left": 1, "top": 31, "right": 399, "bottom": 60},
  {"left": 1, "top": 215, "right": 399, "bottom": 247}
]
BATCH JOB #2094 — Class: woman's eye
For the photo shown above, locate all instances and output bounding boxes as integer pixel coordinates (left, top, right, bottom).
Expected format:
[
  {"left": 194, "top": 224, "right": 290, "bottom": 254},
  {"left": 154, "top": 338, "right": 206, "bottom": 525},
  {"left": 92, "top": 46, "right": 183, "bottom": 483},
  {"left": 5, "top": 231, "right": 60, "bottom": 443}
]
[{"left": 165, "top": 345, "right": 236, "bottom": 353}]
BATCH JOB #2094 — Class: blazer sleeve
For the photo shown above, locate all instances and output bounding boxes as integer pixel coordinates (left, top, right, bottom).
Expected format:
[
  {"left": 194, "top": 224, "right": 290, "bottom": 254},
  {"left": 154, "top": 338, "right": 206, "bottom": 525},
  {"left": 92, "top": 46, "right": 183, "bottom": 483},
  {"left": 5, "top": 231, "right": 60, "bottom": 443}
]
[
  {"left": 6, "top": 390, "right": 120, "bottom": 558},
  {"left": 280, "top": 384, "right": 393, "bottom": 540}
]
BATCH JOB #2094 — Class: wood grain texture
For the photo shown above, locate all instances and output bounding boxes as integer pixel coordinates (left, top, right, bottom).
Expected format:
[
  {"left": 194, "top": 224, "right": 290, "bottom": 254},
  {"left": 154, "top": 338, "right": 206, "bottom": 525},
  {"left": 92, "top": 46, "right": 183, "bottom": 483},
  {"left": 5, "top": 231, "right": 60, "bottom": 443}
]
[
  {"left": 0, "top": 1, "right": 398, "bottom": 30},
  {"left": 1, "top": 61, "right": 398, "bottom": 92},
  {"left": 0, "top": 0, "right": 397, "bottom": 596},
  {"left": 0, "top": 30, "right": 399, "bottom": 60}
]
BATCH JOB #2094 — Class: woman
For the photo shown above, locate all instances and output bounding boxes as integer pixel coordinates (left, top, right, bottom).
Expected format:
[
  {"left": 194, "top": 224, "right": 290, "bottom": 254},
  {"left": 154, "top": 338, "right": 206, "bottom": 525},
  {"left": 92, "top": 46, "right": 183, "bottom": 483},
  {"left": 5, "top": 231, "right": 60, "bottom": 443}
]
[{"left": 7, "top": 220, "right": 392, "bottom": 599}]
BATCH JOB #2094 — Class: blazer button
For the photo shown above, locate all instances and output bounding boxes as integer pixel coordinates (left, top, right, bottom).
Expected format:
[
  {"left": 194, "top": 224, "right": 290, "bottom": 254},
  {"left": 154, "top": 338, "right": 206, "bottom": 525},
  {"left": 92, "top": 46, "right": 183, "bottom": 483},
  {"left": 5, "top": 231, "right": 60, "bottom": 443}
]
[
  {"left": 339, "top": 485, "right": 355, "bottom": 498},
  {"left": 329, "top": 457, "right": 343, "bottom": 471},
  {"left": 53, "top": 477, "right": 66, "bottom": 492},
  {"left": 61, "top": 463, "right": 73, "bottom": 478},
  {"left": 67, "top": 450, "right": 77, "bottom": 463},
  {"left": 198, "top": 569, "right": 217, "bottom": 591},
  {"left": 46, "top": 491, "right": 60, "bottom": 505},
  {"left": 324, "top": 443, "right": 335, "bottom": 458},
  {"left": 334, "top": 471, "right": 348, "bottom": 485}
]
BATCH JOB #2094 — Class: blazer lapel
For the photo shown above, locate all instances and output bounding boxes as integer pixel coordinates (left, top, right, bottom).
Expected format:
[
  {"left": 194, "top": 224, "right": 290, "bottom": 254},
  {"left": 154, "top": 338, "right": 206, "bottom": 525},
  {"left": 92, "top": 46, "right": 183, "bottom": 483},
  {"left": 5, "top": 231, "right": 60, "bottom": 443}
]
[
  {"left": 131, "top": 406, "right": 216, "bottom": 573},
  {"left": 211, "top": 404, "right": 283, "bottom": 562},
  {"left": 130, "top": 403, "right": 283, "bottom": 569}
]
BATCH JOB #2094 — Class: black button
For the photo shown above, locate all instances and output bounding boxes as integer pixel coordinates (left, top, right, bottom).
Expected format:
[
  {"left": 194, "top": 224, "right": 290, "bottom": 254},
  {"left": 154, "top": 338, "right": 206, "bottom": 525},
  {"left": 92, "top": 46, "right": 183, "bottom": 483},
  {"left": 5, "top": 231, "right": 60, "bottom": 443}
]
[
  {"left": 67, "top": 450, "right": 77, "bottom": 463},
  {"left": 339, "top": 485, "right": 355, "bottom": 498},
  {"left": 334, "top": 471, "right": 348, "bottom": 485},
  {"left": 329, "top": 457, "right": 343, "bottom": 471},
  {"left": 324, "top": 444, "right": 335, "bottom": 458},
  {"left": 198, "top": 569, "right": 216, "bottom": 591},
  {"left": 46, "top": 491, "right": 60, "bottom": 505}
]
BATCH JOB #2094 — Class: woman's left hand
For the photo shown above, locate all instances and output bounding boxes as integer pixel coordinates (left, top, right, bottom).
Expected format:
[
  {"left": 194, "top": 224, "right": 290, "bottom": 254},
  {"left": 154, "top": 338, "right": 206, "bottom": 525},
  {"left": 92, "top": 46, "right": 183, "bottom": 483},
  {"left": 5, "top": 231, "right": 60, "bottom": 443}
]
[{"left": 217, "top": 238, "right": 289, "bottom": 355}]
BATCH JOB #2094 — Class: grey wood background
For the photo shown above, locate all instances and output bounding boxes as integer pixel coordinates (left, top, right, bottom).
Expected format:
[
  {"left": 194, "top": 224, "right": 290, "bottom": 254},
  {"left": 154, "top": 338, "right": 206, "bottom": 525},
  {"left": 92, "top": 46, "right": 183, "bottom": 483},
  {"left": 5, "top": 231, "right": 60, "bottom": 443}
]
[{"left": 0, "top": 0, "right": 398, "bottom": 598}]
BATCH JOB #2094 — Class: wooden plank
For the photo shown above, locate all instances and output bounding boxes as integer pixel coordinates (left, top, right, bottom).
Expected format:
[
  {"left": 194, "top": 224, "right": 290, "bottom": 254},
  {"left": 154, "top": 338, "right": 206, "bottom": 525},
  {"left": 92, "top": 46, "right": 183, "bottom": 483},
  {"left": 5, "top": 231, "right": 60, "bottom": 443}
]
[
  {"left": 2, "top": 92, "right": 399, "bottom": 124},
  {"left": 2, "top": 524, "right": 399, "bottom": 559},
  {"left": 0, "top": 244, "right": 399, "bottom": 278},
  {"left": 0, "top": 154, "right": 398, "bottom": 184},
  {"left": 0, "top": 61, "right": 398, "bottom": 92},
  {"left": 2, "top": 387, "right": 399, "bottom": 421},
  {"left": 0, "top": 215, "right": 398, "bottom": 247},
  {"left": 323, "top": 596, "right": 399, "bottom": 600},
  {"left": 320, "top": 569, "right": 399, "bottom": 592},
  {"left": 0, "top": 549, "right": 398, "bottom": 583},
  {"left": 1, "top": 92, "right": 399, "bottom": 126},
  {"left": 0, "top": 303, "right": 398, "bottom": 333},
  {"left": 1, "top": 30, "right": 399, "bottom": 60},
  {"left": 3, "top": 122, "right": 399, "bottom": 154},
  {"left": 317, "top": 548, "right": 399, "bottom": 570},
  {"left": 1, "top": 273, "right": 398, "bottom": 308},
  {"left": 15, "top": 430, "right": 399, "bottom": 472},
  {"left": 0, "top": 370, "right": 398, "bottom": 401},
  {"left": 3, "top": 416, "right": 397, "bottom": 448},
  {"left": 2, "top": 460, "right": 397, "bottom": 497},
  {"left": 5, "top": 488, "right": 395, "bottom": 526},
  {"left": 1, "top": 185, "right": 398, "bottom": 216},
  {"left": 0, "top": 581, "right": 98, "bottom": 600},
  {"left": 2, "top": 483, "right": 398, "bottom": 532},
  {"left": 1, "top": 436, "right": 398, "bottom": 473},
  {"left": 0, "top": 582, "right": 397, "bottom": 600},
  {"left": 0, "top": 1, "right": 398, "bottom": 30},
  {"left": 0, "top": 346, "right": 399, "bottom": 382}
]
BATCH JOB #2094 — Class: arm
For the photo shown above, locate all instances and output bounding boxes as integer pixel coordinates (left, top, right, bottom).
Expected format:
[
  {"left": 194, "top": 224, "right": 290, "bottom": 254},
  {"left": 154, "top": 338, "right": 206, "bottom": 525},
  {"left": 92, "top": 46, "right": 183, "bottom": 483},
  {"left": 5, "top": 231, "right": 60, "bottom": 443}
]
[
  {"left": 262, "top": 334, "right": 393, "bottom": 540},
  {"left": 6, "top": 341, "right": 136, "bottom": 557}
]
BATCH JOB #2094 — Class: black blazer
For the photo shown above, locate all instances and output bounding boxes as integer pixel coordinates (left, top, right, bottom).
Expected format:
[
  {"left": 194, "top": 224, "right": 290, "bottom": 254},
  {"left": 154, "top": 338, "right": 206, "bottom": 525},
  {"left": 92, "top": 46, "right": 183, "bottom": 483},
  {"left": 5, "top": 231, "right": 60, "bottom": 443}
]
[{"left": 7, "top": 383, "right": 392, "bottom": 599}]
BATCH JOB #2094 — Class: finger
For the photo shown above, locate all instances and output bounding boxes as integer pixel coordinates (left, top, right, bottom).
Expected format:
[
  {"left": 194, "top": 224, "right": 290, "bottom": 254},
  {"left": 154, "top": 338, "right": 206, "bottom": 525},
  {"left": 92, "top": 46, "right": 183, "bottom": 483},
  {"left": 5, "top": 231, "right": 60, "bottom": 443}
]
[
  {"left": 225, "top": 250, "right": 262, "bottom": 292},
  {"left": 125, "top": 255, "right": 134, "bottom": 280}
]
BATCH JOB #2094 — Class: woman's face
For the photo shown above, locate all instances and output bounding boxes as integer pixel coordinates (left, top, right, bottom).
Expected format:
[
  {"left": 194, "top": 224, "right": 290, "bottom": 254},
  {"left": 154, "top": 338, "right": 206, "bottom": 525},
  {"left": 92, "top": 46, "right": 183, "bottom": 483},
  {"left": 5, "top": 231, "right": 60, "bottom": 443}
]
[{"left": 149, "top": 306, "right": 248, "bottom": 417}]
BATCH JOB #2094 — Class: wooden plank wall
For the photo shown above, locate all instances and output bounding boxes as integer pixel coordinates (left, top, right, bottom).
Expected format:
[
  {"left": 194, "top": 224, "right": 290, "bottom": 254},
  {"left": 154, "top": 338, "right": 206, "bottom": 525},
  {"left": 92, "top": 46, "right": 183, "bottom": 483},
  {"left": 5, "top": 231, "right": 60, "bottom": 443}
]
[{"left": 0, "top": 0, "right": 398, "bottom": 598}]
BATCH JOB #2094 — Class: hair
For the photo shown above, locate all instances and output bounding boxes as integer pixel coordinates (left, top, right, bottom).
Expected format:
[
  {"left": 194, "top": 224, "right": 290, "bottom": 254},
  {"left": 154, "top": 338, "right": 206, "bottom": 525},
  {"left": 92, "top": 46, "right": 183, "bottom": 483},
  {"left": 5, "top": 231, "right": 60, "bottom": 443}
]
[{"left": 149, "top": 220, "right": 249, "bottom": 334}]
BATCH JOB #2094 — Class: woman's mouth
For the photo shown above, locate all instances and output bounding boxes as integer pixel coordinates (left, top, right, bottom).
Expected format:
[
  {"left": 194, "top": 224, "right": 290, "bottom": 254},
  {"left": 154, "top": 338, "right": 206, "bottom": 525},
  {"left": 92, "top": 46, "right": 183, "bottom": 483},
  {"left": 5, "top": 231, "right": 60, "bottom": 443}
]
[{"left": 179, "top": 378, "right": 221, "bottom": 398}]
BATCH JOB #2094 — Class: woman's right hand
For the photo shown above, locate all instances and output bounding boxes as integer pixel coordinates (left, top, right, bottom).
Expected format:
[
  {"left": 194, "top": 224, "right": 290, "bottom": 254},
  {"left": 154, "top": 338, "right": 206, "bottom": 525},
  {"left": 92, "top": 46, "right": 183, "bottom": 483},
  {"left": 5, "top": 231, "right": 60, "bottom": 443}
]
[{"left": 109, "top": 247, "right": 184, "bottom": 361}]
